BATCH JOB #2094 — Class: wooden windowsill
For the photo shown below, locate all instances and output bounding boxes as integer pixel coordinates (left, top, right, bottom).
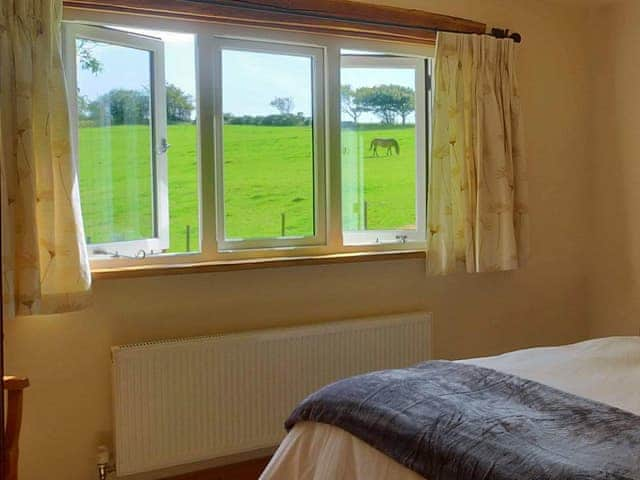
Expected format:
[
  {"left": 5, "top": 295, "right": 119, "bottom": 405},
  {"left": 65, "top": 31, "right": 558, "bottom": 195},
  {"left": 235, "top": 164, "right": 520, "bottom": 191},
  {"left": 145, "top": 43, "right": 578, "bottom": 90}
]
[{"left": 91, "top": 250, "right": 425, "bottom": 280}]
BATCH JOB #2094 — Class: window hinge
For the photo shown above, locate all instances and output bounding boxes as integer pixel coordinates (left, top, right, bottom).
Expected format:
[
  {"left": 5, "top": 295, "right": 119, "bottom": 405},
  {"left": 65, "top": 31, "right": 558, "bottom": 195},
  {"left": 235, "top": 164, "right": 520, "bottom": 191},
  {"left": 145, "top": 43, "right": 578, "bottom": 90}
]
[
  {"left": 92, "top": 248, "right": 161, "bottom": 259},
  {"left": 395, "top": 234, "right": 409, "bottom": 244}
]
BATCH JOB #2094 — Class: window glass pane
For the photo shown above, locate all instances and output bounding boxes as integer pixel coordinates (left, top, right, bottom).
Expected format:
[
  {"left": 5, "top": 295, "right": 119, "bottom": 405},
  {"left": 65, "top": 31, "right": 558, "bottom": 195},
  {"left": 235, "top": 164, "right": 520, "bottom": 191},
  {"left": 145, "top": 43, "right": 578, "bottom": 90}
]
[
  {"left": 341, "top": 56, "right": 418, "bottom": 236},
  {"left": 76, "top": 39, "right": 154, "bottom": 244},
  {"left": 221, "top": 49, "right": 315, "bottom": 241}
]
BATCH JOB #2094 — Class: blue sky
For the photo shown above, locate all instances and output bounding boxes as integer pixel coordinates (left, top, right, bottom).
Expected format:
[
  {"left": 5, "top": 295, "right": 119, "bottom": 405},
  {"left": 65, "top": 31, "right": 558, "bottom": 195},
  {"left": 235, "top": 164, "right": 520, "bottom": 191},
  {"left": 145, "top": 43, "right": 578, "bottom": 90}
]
[
  {"left": 77, "top": 27, "right": 415, "bottom": 122},
  {"left": 77, "top": 29, "right": 196, "bottom": 105},
  {"left": 222, "top": 49, "right": 312, "bottom": 116}
]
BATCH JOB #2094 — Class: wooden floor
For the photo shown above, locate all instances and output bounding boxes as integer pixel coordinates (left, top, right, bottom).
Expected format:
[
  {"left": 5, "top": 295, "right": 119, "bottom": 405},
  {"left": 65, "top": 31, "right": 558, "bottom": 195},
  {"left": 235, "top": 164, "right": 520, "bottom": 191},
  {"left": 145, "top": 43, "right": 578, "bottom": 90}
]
[{"left": 169, "top": 457, "right": 271, "bottom": 480}]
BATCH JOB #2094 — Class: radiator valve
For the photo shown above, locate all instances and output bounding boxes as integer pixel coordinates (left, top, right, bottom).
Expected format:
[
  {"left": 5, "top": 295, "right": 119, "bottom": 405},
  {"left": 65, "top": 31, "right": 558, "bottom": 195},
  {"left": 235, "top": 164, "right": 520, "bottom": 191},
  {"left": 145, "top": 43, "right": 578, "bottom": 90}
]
[{"left": 97, "top": 445, "right": 115, "bottom": 480}]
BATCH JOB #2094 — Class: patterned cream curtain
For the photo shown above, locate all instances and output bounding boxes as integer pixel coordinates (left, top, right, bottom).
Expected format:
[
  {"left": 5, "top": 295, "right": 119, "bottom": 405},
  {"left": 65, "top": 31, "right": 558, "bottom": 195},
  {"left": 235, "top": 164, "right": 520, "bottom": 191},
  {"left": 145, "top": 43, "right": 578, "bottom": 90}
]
[
  {"left": 427, "top": 32, "right": 529, "bottom": 275},
  {"left": 0, "top": 0, "right": 91, "bottom": 316}
]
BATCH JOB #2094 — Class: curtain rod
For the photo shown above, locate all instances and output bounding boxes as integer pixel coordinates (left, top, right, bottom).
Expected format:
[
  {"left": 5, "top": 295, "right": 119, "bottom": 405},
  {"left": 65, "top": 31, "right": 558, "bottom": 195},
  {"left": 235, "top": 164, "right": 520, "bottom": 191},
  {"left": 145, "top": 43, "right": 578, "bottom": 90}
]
[{"left": 184, "top": 0, "right": 522, "bottom": 43}]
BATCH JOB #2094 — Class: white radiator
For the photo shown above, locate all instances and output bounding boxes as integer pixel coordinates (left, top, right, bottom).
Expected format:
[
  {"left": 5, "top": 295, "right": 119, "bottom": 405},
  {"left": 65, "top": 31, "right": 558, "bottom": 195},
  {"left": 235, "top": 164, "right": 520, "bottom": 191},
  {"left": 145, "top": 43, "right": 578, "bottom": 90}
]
[{"left": 111, "top": 312, "right": 432, "bottom": 476}]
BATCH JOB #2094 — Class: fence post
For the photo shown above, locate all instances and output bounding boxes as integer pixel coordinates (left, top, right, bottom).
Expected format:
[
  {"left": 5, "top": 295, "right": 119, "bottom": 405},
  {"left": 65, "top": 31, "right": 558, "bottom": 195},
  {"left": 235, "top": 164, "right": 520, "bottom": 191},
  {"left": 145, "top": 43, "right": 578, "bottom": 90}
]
[
  {"left": 281, "top": 213, "right": 286, "bottom": 237},
  {"left": 185, "top": 225, "right": 191, "bottom": 252},
  {"left": 363, "top": 201, "right": 368, "bottom": 230}
]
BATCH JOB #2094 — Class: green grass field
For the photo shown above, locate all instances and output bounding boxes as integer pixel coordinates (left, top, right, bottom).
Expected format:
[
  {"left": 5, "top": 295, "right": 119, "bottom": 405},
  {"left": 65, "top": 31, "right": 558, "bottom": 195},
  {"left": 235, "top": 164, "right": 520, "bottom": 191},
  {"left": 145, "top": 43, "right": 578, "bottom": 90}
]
[{"left": 78, "top": 123, "right": 416, "bottom": 252}]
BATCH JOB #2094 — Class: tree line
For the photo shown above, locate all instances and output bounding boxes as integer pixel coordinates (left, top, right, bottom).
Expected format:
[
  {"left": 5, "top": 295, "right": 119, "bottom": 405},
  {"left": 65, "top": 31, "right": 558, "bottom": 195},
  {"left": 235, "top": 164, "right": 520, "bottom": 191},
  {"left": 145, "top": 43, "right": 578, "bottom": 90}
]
[
  {"left": 224, "top": 85, "right": 417, "bottom": 128},
  {"left": 77, "top": 84, "right": 416, "bottom": 128},
  {"left": 223, "top": 96, "right": 310, "bottom": 126},
  {"left": 224, "top": 112, "right": 311, "bottom": 126},
  {"left": 78, "top": 84, "right": 195, "bottom": 126},
  {"left": 341, "top": 84, "right": 415, "bottom": 125}
]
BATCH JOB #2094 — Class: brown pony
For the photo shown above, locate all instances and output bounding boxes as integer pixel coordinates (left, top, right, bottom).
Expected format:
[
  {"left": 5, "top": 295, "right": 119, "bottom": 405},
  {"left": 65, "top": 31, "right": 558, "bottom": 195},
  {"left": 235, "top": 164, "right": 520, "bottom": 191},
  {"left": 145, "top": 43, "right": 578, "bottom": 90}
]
[{"left": 370, "top": 138, "right": 400, "bottom": 156}]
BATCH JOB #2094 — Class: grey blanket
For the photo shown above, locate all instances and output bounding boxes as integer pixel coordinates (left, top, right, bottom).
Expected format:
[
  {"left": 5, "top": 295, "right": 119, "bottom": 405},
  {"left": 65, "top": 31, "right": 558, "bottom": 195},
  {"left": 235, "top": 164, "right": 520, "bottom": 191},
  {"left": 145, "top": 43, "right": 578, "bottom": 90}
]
[{"left": 285, "top": 361, "right": 640, "bottom": 480}]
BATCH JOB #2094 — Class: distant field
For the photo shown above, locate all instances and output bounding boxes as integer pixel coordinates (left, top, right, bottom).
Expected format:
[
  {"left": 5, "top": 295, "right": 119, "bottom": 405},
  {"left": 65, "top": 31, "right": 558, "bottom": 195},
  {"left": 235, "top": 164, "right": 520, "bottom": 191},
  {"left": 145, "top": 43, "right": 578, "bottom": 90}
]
[{"left": 78, "top": 123, "right": 416, "bottom": 252}]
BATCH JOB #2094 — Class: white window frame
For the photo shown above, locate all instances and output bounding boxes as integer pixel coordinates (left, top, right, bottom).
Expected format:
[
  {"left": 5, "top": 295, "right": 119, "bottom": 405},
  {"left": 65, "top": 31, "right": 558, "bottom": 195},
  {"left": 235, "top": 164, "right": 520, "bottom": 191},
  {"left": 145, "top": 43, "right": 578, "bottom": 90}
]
[
  {"left": 61, "top": 8, "right": 435, "bottom": 270},
  {"left": 205, "top": 37, "right": 327, "bottom": 251},
  {"left": 340, "top": 54, "right": 428, "bottom": 247},
  {"left": 62, "top": 23, "right": 170, "bottom": 257}
]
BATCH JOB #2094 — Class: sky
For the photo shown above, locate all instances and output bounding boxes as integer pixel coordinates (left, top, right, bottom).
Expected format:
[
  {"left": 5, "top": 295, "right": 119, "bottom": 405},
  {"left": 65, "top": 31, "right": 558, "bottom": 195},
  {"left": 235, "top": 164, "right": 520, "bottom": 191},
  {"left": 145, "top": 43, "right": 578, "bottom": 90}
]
[
  {"left": 77, "top": 29, "right": 196, "bottom": 106},
  {"left": 76, "top": 26, "right": 415, "bottom": 122}
]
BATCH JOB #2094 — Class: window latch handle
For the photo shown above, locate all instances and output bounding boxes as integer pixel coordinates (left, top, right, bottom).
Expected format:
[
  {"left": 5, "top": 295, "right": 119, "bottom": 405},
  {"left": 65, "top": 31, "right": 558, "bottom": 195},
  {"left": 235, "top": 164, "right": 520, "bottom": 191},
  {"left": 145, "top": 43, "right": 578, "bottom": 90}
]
[{"left": 159, "top": 138, "right": 171, "bottom": 154}]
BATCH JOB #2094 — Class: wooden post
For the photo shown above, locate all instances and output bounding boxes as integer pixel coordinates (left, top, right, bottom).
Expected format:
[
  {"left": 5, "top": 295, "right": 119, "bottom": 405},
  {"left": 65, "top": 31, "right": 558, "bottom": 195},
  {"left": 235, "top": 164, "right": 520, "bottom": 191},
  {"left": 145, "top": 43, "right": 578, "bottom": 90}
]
[
  {"left": 363, "top": 201, "right": 368, "bottom": 230},
  {"left": 3, "top": 377, "right": 29, "bottom": 480}
]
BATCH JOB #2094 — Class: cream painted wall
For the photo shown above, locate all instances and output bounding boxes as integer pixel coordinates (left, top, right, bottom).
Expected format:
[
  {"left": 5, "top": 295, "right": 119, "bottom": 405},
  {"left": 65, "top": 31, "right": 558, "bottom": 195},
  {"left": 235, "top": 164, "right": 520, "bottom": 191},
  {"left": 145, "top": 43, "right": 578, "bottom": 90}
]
[
  {"left": 5, "top": 1, "right": 596, "bottom": 478},
  {"left": 587, "top": 0, "right": 640, "bottom": 338}
]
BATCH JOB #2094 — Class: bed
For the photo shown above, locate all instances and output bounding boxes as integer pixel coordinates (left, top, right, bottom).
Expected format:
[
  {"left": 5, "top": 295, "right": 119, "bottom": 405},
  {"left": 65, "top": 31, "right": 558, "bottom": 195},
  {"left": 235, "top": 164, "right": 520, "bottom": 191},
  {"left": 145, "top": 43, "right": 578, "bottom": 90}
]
[{"left": 260, "top": 337, "right": 640, "bottom": 479}]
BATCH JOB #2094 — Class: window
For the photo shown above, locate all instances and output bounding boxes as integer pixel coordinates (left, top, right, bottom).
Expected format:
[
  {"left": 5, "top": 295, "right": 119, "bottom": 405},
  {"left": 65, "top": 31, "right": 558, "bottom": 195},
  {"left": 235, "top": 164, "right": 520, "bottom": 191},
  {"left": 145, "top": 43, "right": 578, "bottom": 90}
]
[
  {"left": 63, "top": 13, "right": 432, "bottom": 268},
  {"left": 65, "top": 24, "right": 169, "bottom": 257},
  {"left": 64, "top": 23, "right": 199, "bottom": 258},
  {"left": 341, "top": 52, "right": 428, "bottom": 245},
  {"left": 213, "top": 39, "right": 326, "bottom": 250}
]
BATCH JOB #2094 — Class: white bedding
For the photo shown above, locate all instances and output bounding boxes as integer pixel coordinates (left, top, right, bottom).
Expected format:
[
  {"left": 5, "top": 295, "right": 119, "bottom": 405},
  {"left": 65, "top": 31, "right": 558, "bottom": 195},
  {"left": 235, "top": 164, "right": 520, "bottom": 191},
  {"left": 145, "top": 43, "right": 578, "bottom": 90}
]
[{"left": 260, "top": 337, "right": 640, "bottom": 480}]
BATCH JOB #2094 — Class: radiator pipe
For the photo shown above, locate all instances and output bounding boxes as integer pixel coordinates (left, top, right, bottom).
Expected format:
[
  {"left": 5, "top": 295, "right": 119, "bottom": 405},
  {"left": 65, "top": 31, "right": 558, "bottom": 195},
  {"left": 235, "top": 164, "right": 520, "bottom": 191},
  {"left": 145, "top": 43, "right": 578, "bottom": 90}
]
[{"left": 97, "top": 445, "right": 115, "bottom": 480}]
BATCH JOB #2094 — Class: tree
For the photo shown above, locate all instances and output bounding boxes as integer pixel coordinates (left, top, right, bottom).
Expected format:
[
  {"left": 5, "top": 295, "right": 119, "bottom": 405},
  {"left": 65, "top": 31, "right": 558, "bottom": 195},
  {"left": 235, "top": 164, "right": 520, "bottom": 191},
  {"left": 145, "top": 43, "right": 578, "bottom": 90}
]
[
  {"left": 88, "top": 89, "right": 150, "bottom": 125},
  {"left": 77, "top": 39, "right": 103, "bottom": 75},
  {"left": 166, "top": 84, "right": 194, "bottom": 123},
  {"left": 390, "top": 85, "right": 415, "bottom": 125},
  {"left": 341, "top": 85, "right": 366, "bottom": 124},
  {"left": 356, "top": 84, "right": 415, "bottom": 125},
  {"left": 76, "top": 40, "right": 103, "bottom": 123},
  {"left": 270, "top": 96, "right": 294, "bottom": 115},
  {"left": 356, "top": 86, "right": 396, "bottom": 124},
  {"left": 77, "top": 94, "right": 93, "bottom": 120}
]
